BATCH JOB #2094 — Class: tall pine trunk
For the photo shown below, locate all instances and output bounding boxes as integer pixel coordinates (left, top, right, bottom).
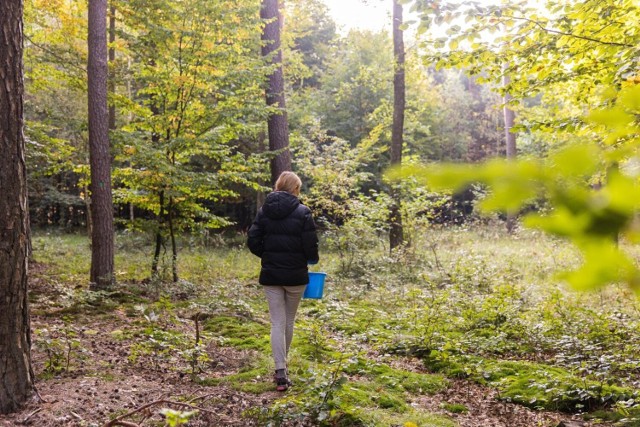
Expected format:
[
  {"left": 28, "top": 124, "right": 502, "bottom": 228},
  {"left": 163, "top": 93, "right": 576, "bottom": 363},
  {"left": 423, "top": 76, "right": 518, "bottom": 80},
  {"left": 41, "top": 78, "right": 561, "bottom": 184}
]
[
  {"left": 108, "top": 4, "right": 116, "bottom": 130},
  {"left": 389, "top": 0, "right": 405, "bottom": 250},
  {"left": 0, "top": 0, "right": 35, "bottom": 413},
  {"left": 261, "top": 0, "right": 291, "bottom": 185},
  {"left": 88, "top": 0, "right": 115, "bottom": 289},
  {"left": 502, "top": 62, "right": 517, "bottom": 233}
]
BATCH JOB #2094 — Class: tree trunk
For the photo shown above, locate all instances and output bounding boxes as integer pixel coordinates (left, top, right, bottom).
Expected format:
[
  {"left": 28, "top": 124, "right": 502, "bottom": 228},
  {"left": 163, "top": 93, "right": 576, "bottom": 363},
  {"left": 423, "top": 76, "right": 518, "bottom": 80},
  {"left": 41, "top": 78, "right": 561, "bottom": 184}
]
[
  {"left": 257, "top": 131, "right": 267, "bottom": 209},
  {"left": 261, "top": 0, "right": 291, "bottom": 185},
  {"left": 108, "top": 4, "right": 116, "bottom": 130},
  {"left": 389, "top": 0, "right": 405, "bottom": 250},
  {"left": 151, "top": 190, "right": 164, "bottom": 278},
  {"left": 88, "top": 0, "right": 115, "bottom": 289},
  {"left": 168, "top": 196, "right": 178, "bottom": 283},
  {"left": 85, "top": 181, "right": 93, "bottom": 236},
  {"left": 502, "top": 62, "right": 517, "bottom": 233},
  {"left": 0, "top": 0, "right": 35, "bottom": 413}
]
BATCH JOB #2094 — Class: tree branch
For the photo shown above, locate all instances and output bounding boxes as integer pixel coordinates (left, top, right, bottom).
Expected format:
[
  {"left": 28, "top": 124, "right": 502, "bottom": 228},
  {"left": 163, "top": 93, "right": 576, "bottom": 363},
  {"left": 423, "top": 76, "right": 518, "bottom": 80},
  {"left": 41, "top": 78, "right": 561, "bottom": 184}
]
[
  {"left": 507, "top": 15, "right": 634, "bottom": 48},
  {"left": 24, "top": 33, "right": 88, "bottom": 74}
]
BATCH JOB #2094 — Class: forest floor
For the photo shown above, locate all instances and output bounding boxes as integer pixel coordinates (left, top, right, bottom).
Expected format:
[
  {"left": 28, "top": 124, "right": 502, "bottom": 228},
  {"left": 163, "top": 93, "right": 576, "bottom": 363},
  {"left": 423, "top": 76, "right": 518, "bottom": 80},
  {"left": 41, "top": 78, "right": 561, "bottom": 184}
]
[
  {"left": 0, "top": 288, "right": 599, "bottom": 427},
  {"left": 0, "top": 227, "right": 636, "bottom": 427}
]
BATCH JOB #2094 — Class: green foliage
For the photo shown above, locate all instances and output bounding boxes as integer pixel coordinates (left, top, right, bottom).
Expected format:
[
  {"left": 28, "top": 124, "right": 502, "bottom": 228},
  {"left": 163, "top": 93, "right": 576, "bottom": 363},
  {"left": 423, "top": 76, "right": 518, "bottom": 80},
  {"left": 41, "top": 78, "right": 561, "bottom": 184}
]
[
  {"left": 292, "top": 125, "right": 377, "bottom": 225},
  {"left": 34, "top": 317, "right": 85, "bottom": 377},
  {"left": 23, "top": 0, "right": 90, "bottom": 227},
  {"left": 283, "top": 0, "right": 337, "bottom": 89},
  {"left": 389, "top": 84, "right": 640, "bottom": 292},
  {"left": 115, "top": 0, "right": 266, "bottom": 245},
  {"left": 404, "top": 2, "right": 640, "bottom": 286},
  {"left": 392, "top": 93, "right": 640, "bottom": 289},
  {"left": 160, "top": 408, "right": 198, "bottom": 427},
  {"left": 416, "top": 0, "right": 639, "bottom": 104}
]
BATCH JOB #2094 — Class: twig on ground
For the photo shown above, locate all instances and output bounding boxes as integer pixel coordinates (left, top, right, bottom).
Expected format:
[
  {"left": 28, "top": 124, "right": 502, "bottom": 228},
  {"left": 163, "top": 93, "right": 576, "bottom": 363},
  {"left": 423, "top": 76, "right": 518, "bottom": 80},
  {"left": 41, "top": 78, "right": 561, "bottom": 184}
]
[
  {"left": 107, "top": 421, "right": 139, "bottom": 427},
  {"left": 102, "top": 399, "right": 219, "bottom": 427},
  {"left": 20, "top": 407, "right": 42, "bottom": 424}
]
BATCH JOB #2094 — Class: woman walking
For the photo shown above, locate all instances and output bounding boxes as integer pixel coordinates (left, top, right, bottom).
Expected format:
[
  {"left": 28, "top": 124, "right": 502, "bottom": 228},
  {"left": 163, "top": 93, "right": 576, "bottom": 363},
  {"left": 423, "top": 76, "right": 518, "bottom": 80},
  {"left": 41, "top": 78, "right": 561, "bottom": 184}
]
[{"left": 247, "top": 171, "right": 319, "bottom": 391}]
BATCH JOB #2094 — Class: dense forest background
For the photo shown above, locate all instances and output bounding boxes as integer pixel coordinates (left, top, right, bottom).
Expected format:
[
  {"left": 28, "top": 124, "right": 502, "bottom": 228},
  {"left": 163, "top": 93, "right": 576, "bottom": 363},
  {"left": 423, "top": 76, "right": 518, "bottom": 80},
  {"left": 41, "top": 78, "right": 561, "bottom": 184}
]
[{"left": 25, "top": 0, "right": 506, "bottom": 234}]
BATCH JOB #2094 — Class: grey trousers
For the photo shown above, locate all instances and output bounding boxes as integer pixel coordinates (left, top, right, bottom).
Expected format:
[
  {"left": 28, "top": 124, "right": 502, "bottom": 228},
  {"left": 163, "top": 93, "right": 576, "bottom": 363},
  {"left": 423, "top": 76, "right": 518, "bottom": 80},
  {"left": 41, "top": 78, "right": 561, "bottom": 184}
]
[{"left": 263, "top": 285, "right": 306, "bottom": 370}]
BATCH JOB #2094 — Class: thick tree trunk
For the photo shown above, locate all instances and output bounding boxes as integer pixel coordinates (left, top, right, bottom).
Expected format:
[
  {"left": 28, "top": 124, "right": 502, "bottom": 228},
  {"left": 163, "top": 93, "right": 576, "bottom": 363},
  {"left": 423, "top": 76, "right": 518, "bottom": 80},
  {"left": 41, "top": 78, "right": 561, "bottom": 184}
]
[
  {"left": 502, "top": 63, "right": 517, "bottom": 233},
  {"left": 261, "top": 0, "right": 291, "bottom": 185},
  {"left": 108, "top": 4, "right": 116, "bottom": 130},
  {"left": 88, "top": 0, "right": 115, "bottom": 289},
  {"left": 0, "top": 0, "right": 35, "bottom": 413},
  {"left": 389, "top": 0, "right": 405, "bottom": 250}
]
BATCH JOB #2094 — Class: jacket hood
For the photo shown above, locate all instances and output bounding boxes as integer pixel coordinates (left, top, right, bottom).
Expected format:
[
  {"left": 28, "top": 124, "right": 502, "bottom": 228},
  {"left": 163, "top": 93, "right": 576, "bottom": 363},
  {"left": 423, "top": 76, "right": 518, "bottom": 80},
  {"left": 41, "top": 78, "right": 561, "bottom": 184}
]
[{"left": 262, "top": 191, "right": 300, "bottom": 220}]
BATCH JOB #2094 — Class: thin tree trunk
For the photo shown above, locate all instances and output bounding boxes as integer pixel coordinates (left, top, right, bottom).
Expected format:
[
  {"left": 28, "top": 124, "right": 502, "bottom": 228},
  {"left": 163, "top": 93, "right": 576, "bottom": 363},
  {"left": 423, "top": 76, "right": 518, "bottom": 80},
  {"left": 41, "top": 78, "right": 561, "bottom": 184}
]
[
  {"left": 88, "top": 0, "right": 115, "bottom": 289},
  {"left": 151, "top": 190, "right": 164, "bottom": 277},
  {"left": 168, "top": 196, "right": 178, "bottom": 283},
  {"left": 85, "top": 181, "right": 93, "bottom": 236},
  {"left": 502, "top": 62, "right": 517, "bottom": 233},
  {"left": 261, "top": 0, "right": 291, "bottom": 185},
  {"left": 257, "top": 130, "right": 267, "bottom": 209},
  {"left": 0, "top": 0, "right": 35, "bottom": 413},
  {"left": 389, "top": 0, "right": 405, "bottom": 250}
]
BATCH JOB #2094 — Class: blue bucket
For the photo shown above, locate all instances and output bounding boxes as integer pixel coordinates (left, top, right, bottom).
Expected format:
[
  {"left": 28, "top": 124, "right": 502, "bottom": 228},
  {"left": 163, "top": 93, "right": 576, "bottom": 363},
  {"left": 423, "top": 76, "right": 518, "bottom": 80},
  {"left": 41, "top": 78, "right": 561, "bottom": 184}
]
[{"left": 304, "top": 272, "right": 326, "bottom": 299}]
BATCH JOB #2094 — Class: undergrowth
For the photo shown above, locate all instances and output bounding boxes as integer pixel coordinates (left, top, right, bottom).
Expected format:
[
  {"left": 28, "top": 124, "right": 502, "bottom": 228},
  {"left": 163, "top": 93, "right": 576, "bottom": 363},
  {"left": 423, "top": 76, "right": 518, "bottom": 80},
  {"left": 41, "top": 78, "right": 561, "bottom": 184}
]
[{"left": 28, "top": 225, "right": 640, "bottom": 426}]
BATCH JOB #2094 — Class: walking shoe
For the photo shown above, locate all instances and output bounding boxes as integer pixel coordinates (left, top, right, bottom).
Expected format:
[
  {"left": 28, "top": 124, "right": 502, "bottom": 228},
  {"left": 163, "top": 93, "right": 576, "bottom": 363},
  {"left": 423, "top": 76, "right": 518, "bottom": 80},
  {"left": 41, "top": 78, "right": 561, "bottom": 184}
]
[{"left": 274, "top": 369, "right": 291, "bottom": 392}]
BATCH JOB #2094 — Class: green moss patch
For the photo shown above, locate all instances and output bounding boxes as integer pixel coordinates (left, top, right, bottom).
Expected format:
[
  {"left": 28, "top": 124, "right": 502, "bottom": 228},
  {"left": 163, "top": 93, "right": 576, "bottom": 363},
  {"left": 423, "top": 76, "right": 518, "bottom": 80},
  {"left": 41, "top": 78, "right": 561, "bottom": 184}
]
[
  {"left": 423, "top": 351, "right": 636, "bottom": 412},
  {"left": 336, "top": 380, "right": 409, "bottom": 412},
  {"left": 369, "top": 363, "right": 448, "bottom": 395},
  {"left": 199, "top": 367, "right": 274, "bottom": 394},
  {"left": 203, "top": 316, "right": 269, "bottom": 350},
  {"left": 441, "top": 402, "right": 469, "bottom": 414},
  {"left": 347, "top": 407, "right": 456, "bottom": 427}
]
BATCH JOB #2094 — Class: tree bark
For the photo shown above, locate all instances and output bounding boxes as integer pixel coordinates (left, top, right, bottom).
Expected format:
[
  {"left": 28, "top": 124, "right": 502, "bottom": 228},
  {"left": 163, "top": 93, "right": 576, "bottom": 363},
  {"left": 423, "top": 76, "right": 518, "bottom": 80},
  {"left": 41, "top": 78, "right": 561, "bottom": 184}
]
[
  {"left": 389, "top": 0, "right": 405, "bottom": 250},
  {"left": 88, "top": 0, "right": 115, "bottom": 289},
  {"left": 261, "top": 0, "right": 291, "bottom": 185},
  {"left": 108, "top": 4, "right": 116, "bottom": 130},
  {"left": 502, "top": 62, "right": 517, "bottom": 233},
  {"left": 0, "top": 0, "right": 35, "bottom": 413}
]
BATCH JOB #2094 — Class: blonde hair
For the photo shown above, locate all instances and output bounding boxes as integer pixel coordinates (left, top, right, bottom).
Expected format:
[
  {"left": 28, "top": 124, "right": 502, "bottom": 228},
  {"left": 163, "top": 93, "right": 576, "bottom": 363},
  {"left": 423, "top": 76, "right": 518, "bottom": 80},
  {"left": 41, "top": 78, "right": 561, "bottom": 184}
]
[{"left": 275, "top": 171, "right": 302, "bottom": 196}]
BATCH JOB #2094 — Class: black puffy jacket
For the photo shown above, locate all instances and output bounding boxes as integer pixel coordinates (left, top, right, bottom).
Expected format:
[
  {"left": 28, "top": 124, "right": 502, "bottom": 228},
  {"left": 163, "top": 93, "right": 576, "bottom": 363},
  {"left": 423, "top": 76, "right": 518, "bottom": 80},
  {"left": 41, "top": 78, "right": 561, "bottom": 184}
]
[{"left": 247, "top": 191, "right": 319, "bottom": 286}]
